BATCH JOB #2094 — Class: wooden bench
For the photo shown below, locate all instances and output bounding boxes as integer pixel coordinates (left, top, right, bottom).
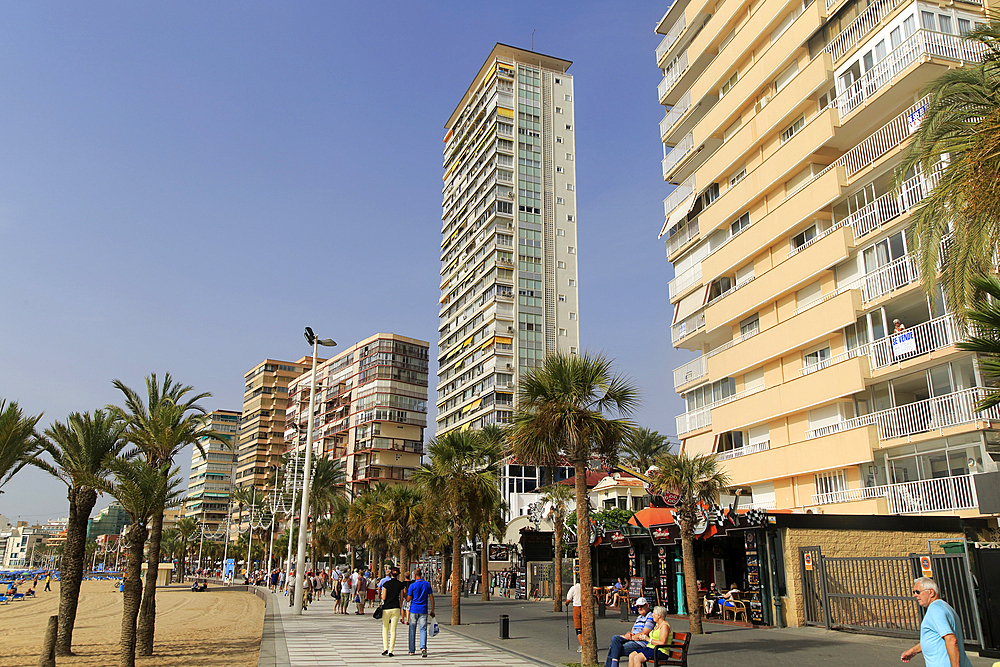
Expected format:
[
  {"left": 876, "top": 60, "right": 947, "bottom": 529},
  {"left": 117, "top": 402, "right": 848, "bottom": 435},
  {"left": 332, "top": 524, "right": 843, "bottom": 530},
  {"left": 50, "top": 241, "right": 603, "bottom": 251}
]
[{"left": 653, "top": 631, "right": 691, "bottom": 667}]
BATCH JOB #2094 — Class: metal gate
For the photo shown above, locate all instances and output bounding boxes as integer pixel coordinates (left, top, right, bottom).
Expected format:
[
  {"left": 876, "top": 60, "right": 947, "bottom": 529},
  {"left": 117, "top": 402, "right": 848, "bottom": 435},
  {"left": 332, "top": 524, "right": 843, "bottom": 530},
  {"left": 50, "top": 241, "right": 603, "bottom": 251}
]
[{"left": 798, "top": 546, "right": 981, "bottom": 643}]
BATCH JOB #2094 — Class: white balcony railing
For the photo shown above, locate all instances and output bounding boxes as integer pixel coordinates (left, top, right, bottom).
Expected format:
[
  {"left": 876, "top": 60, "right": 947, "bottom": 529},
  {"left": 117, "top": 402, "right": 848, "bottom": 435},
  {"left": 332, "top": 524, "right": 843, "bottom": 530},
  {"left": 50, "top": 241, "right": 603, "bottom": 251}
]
[
  {"left": 666, "top": 218, "right": 699, "bottom": 258},
  {"left": 660, "top": 90, "right": 692, "bottom": 139},
  {"left": 673, "top": 355, "right": 707, "bottom": 389},
  {"left": 831, "top": 30, "right": 984, "bottom": 118},
  {"left": 671, "top": 309, "right": 706, "bottom": 343},
  {"left": 825, "top": 0, "right": 906, "bottom": 62},
  {"left": 805, "top": 387, "right": 1000, "bottom": 440},
  {"left": 846, "top": 161, "right": 944, "bottom": 240},
  {"left": 717, "top": 440, "right": 771, "bottom": 461},
  {"left": 676, "top": 406, "right": 712, "bottom": 435},
  {"left": 656, "top": 13, "right": 687, "bottom": 63},
  {"left": 668, "top": 262, "right": 702, "bottom": 299},
  {"left": 823, "top": 97, "right": 930, "bottom": 181},
  {"left": 707, "top": 272, "right": 756, "bottom": 306},
  {"left": 861, "top": 254, "right": 919, "bottom": 302},
  {"left": 869, "top": 313, "right": 964, "bottom": 369},
  {"left": 663, "top": 174, "right": 696, "bottom": 218},
  {"left": 813, "top": 475, "right": 979, "bottom": 515},
  {"left": 798, "top": 344, "right": 871, "bottom": 377},
  {"left": 658, "top": 50, "right": 689, "bottom": 103},
  {"left": 707, "top": 325, "right": 760, "bottom": 358},
  {"left": 741, "top": 499, "right": 777, "bottom": 510},
  {"left": 663, "top": 132, "right": 695, "bottom": 178}
]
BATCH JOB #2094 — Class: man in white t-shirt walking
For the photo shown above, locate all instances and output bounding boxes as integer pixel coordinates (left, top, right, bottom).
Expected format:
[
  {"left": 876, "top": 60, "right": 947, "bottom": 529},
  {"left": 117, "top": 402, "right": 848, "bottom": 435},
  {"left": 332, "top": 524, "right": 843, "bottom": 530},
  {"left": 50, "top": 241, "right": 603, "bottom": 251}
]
[{"left": 566, "top": 581, "right": 583, "bottom": 652}]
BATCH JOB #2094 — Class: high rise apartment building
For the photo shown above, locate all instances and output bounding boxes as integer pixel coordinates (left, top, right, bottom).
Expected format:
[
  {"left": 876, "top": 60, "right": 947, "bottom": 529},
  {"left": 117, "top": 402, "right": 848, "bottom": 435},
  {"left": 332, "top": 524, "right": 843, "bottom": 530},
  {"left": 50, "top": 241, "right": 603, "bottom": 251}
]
[
  {"left": 437, "top": 44, "right": 580, "bottom": 516},
  {"left": 658, "top": 0, "right": 998, "bottom": 516},
  {"left": 185, "top": 409, "right": 240, "bottom": 533},
  {"left": 284, "top": 333, "right": 429, "bottom": 496},
  {"left": 237, "top": 358, "right": 312, "bottom": 490}
]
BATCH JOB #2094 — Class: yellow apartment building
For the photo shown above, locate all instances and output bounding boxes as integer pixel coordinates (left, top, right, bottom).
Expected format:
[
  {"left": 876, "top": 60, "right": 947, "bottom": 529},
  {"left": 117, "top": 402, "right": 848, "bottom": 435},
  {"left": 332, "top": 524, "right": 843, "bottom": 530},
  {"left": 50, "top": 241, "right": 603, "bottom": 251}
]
[{"left": 657, "top": 0, "right": 999, "bottom": 519}]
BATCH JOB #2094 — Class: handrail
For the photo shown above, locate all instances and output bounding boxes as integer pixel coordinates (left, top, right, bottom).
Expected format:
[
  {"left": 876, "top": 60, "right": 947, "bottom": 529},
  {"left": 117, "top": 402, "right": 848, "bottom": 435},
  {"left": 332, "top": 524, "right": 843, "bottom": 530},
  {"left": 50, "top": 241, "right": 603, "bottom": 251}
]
[
  {"left": 825, "top": 0, "right": 906, "bottom": 62},
  {"left": 799, "top": 343, "right": 871, "bottom": 377},
  {"left": 673, "top": 355, "right": 708, "bottom": 389},
  {"left": 663, "top": 174, "right": 696, "bottom": 218},
  {"left": 656, "top": 13, "right": 688, "bottom": 63},
  {"left": 663, "top": 132, "right": 695, "bottom": 179},
  {"left": 717, "top": 440, "right": 771, "bottom": 461},
  {"left": 813, "top": 474, "right": 979, "bottom": 515},
  {"left": 844, "top": 162, "right": 944, "bottom": 240},
  {"left": 868, "top": 313, "right": 964, "bottom": 369},
  {"left": 661, "top": 90, "right": 693, "bottom": 139},
  {"left": 658, "top": 51, "right": 690, "bottom": 103}
]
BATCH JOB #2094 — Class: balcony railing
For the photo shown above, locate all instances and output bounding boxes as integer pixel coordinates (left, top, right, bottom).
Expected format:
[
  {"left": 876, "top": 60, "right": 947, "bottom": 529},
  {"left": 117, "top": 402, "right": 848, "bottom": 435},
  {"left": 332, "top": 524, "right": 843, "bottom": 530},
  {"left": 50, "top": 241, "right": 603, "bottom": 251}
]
[
  {"left": 717, "top": 440, "right": 771, "bottom": 461},
  {"left": 861, "top": 254, "right": 919, "bottom": 302},
  {"left": 707, "top": 325, "right": 759, "bottom": 358},
  {"left": 668, "top": 262, "right": 702, "bottom": 299},
  {"left": 846, "top": 162, "right": 944, "bottom": 240},
  {"left": 671, "top": 309, "right": 706, "bottom": 343},
  {"left": 741, "top": 499, "right": 777, "bottom": 510},
  {"left": 676, "top": 406, "right": 711, "bottom": 435},
  {"left": 869, "top": 313, "right": 964, "bottom": 369},
  {"left": 662, "top": 132, "right": 695, "bottom": 179},
  {"left": 799, "top": 344, "right": 871, "bottom": 377},
  {"left": 831, "top": 30, "right": 984, "bottom": 118},
  {"left": 813, "top": 475, "right": 979, "bottom": 515},
  {"left": 825, "top": 0, "right": 906, "bottom": 62},
  {"left": 658, "top": 50, "right": 689, "bottom": 103},
  {"left": 822, "top": 97, "right": 930, "bottom": 181},
  {"left": 656, "top": 13, "right": 687, "bottom": 63},
  {"left": 707, "top": 273, "right": 756, "bottom": 306},
  {"left": 666, "top": 218, "right": 699, "bottom": 257},
  {"left": 805, "top": 387, "right": 1000, "bottom": 440},
  {"left": 673, "top": 355, "right": 708, "bottom": 389},
  {"left": 660, "top": 90, "right": 692, "bottom": 139},
  {"left": 663, "top": 174, "right": 696, "bottom": 218}
]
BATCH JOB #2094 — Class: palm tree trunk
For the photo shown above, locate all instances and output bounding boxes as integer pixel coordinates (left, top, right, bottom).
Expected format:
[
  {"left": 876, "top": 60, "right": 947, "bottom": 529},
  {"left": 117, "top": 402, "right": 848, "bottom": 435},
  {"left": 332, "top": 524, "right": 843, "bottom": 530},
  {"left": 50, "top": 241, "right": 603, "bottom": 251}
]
[
  {"left": 480, "top": 529, "right": 490, "bottom": 601},
  {"left": 450, "top": 520, "right": 462, "bottom": 626},
  {"left": 574, "top": 462, "right": 598, "bottom": 666},
  {"left": 57, "top": 487, "right": 97, "bottom": 656},
  {"left": 681, "top": 524, "right": 703, "bottom": 634},
  {"left": 120, "top": 523, "right": 148, "bottom": 667},
  {"left": 553, "top": 516, "right": 563, "bottom": 612},
  {"left": 136, "top": 508, "right": 163, "bottom": 656},
  {"left": 400, "top": 545, "right": 410, "bottom": 575}
]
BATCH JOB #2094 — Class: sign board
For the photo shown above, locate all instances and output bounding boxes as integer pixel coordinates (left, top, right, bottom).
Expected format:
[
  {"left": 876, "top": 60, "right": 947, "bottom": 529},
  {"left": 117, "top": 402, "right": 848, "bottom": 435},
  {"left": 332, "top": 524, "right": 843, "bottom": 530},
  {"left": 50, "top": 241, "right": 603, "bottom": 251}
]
[
  {"left": 907, "top": 103, "right": 928, "bottom": 134},
  {"left": 804, "top": 553, "right": 813, "bottom": 571},
  {"left": 224, "top": 558, "right": 235, "bottom": 579},
  {"left": 892, "top": 330, "right": 917, "bottom": 357},
  {"left": 649, "top": 523, "right": 680, "bottom": 546},
  {"left": 488, "top": 544, "right": 514, "bottom": 562},
  {"left": 609, "top": 531, "right": 631, "bottom": 548},
  {"left": 628, "top": 576, "right": 644, "bottom": 600},
  {"left": 921, "top": 556, "right": 932, "bottom": 578},
  {"left": 519, "top": 530, "right": 554, "bottom": 561}
]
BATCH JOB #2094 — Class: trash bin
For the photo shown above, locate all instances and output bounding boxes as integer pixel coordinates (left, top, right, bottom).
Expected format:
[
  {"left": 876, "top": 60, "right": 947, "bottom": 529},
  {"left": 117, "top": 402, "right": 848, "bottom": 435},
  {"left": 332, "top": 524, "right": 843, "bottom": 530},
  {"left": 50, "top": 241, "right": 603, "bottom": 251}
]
[
  {"left": 620, "top": 599, "right": 629, "bottom": 621},
  {"left": 942, "top": 541, "right": 965, "bottom": 554},
  {"left": 598, "top": 595, "right": 606, "bottom": 618},
  {"left": 500, "top": 614, "right": 510, "bottom": 639}
]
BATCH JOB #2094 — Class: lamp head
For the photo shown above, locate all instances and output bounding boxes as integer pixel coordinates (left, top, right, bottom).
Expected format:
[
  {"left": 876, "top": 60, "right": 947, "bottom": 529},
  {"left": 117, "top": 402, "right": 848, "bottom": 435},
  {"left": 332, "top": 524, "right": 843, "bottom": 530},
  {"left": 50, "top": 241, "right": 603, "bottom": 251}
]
[
  {"left": 304, "top": 327, "right": 316, "bottom": 344},
  {"left": 318, "top": 338, "right": 337, "bottom": 347}
]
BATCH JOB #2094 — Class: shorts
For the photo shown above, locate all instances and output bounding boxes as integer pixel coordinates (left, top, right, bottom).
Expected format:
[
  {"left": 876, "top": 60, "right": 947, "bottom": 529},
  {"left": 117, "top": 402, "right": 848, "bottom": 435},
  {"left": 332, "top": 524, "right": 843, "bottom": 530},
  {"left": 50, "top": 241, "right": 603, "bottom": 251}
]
[
  {"left": 340, "top": 592, "right": 350, "bottom": 605},
  {"left": 367, "top": 589, "right": 377, "bottom": 601},
  {"left": 572, "top": 606, "right": 582, "bottom": 635},
  {"left": 633, "top": 646, "right": 657, "bottom": 660}
]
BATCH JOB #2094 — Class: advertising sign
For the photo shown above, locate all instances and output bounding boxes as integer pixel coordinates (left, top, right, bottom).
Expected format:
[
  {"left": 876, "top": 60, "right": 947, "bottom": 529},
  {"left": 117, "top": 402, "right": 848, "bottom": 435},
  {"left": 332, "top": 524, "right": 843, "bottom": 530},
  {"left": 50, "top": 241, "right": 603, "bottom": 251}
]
[
  {"left": 892, "top": 330, "right": 917, "bottom": 357},
  {"left": 224, "top": 558, "right": 235, "bottom": 580},
  {"left": 488, "top": 544, "right": 514, "bottom": 561}
]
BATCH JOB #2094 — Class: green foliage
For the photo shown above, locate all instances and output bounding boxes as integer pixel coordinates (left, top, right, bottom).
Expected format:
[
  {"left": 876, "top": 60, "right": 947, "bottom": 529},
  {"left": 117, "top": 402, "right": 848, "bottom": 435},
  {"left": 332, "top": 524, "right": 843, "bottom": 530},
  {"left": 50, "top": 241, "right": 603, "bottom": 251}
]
[
  {"left": 957, "top": 273, "right": 1000, "bottom": 409},
  {"left": 0, "top": 398, "right": 43, "bottom": 491}
]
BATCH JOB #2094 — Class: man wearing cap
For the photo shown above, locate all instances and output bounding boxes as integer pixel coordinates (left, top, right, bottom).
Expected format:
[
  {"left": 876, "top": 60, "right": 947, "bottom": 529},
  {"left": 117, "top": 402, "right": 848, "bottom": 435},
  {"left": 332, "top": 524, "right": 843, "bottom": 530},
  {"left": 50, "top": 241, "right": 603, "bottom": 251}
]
[{"left": 604, "top": 597, "right": 656, "bottom": 667}]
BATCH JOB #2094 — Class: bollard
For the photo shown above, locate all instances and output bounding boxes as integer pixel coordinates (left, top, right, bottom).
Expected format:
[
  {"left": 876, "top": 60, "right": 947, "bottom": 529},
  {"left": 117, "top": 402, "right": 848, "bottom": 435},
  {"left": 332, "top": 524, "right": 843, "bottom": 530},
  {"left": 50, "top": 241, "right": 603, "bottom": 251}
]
[
  {"left": 620, "top": 599, "right": 629, "bottom": 622},
  {"left": 499, "top": 614, "right": 510, "bottom": 639},
  {"left": 38, "top": 614, "right": 58, "bottom": 667},
  {"left": 598, "top": 596, "right": 606, "bottom": 619}
]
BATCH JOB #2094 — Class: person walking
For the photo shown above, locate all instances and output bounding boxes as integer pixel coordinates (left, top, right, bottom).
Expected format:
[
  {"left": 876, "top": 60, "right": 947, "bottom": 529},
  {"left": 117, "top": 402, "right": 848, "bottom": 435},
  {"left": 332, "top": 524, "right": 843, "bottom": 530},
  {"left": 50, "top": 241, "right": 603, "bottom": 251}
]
[
  {"left": 407, "top": 568, "right": 435, "bottom": 657},
  {"left": 901, "top": 577, "right": 973, "bottom": 667},
  {"left": 339, "top": 569, "right": 352, "bottom": 614},
  {"left": 43, "top": 573, "right": 52, "bottom": 592},
  {"left": 355, "top": 570, "right": 368, "bottom": 614},
  {"left": 567, "top": 580, "right": 583, "bottom": 652},
  {"left": 380, "top": 567, "right": 406, "bottom": 657}
]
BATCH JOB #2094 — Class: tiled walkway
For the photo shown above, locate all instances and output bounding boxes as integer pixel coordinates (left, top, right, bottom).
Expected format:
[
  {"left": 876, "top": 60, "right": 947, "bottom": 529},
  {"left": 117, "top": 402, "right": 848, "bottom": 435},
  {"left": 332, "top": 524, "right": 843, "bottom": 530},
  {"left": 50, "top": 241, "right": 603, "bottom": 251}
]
[{"left": 259, "top": 589, "right": 551, "bottom": 667}]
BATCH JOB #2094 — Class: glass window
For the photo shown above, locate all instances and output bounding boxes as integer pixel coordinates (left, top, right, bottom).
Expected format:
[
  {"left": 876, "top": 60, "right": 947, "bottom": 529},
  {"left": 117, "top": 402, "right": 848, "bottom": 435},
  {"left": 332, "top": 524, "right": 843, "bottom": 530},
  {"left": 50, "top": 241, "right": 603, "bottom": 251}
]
[
  {"left": 921, "top": 11, "right": 936, "bottom": 30},
  {"left": 740, "top": 314, "right": 759, "bottom": 336},
  {"left": 959, "top": 18, "right": 971, "bottom": 35},
  {"left": 730, "top": 212, "right": 750, "bottom": 236},
  {"left": 938, "top": 15, "right": 953, "bottom": 35},
  {"left": 890, "top": 27, "right": 902, "bottom": 50},
  {"left": 875, "top": 40, "right": 887, "bottom": 62},
  {"left": 781, "top": 115, "right": 805, "bottom": 143},
  {"left": 904, "top": 15, "right": 916, "bottom": 38}
]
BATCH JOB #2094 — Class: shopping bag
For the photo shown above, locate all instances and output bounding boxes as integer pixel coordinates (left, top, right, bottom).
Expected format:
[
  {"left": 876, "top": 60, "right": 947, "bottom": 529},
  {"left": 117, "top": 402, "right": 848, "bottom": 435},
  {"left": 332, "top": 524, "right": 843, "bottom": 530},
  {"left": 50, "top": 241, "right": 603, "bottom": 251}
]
[{"left": 432, "top": 619, "right": 439, "bottom": 636}]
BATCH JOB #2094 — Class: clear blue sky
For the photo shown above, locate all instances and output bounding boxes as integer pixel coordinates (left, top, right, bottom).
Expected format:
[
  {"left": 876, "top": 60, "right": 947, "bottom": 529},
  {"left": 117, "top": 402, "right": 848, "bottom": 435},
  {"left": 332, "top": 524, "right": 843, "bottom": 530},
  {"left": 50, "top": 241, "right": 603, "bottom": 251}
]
[{"left": 0, "top": 1, "right": 686, "bottom": 523}]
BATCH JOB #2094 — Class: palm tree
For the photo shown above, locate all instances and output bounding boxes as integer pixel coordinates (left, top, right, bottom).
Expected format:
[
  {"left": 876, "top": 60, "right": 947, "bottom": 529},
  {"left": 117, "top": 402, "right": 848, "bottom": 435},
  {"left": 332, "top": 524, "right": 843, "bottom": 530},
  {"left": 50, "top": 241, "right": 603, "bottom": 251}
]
[
  {"left": 108, "top": 372, "right": 217, "bottom": 656},
  {"left": 508, "top": 352, "right": 638, "bottom": 666},
  {"left": 348, "top": 484, "right": 390, "bottom": 569},
  {"left": 174, "top": 517, "right": 199, "bottom": 580},
  {"left": 622, "top": 427, "right": 670, "bottom": 474},
  {"left": 32, "top": 410, "right": 126, "bottom": 655},
  {"left": 957, "top": 273, "right": 1000, "bottom": 409},
  {"left": 376, "top": 484, "right": 425, "bottom": 573},
  {"left": 649, "top": 451, "right": 730, "bottom": 635},
  {"left": 897, "top": 21, "right": 1000, "bottom": 317},
  {"left": 0, "top": 398, "right": 43, "bottom": 492},
  {"left": 412, "top": 429, "right": 503, "bottom": 625},
  {"left": 90, "top": 458, "right": 183, "bottom": 667},
  {"left": 539, "top": 481, "right": 573, "bottom": 611}
]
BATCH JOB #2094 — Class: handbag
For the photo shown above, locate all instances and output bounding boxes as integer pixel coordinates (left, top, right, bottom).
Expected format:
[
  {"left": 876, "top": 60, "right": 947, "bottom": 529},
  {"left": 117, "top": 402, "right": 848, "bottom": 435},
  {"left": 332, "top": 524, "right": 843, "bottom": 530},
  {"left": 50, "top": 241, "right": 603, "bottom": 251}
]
[{"left": 373, "top": 604, "right": 384, "bottom": 620}]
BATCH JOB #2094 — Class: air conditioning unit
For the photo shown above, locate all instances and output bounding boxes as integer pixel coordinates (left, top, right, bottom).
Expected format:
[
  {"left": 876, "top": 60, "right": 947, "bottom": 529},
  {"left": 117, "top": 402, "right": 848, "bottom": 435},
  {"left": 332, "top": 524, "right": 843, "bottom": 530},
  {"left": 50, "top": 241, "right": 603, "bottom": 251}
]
[
  {"left": 506, "top": 363, "right": 513, "bottom": 370},
  {"left": 507, "top": 326, "right": 515, "bottom": 332}
]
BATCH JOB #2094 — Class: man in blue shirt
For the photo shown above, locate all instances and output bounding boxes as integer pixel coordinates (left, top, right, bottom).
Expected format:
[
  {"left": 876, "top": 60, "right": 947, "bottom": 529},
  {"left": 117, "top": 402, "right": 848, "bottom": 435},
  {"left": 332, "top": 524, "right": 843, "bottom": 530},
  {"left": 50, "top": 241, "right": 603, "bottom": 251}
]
[
  {"left": 901, "top": 577, "right": 972, "bottom": 667},
  {"left": 407, "top": 568, "right": 435, "bottom": 657},
  {"left": 604, "top": 597, "right": 655, "bottom": 667}
]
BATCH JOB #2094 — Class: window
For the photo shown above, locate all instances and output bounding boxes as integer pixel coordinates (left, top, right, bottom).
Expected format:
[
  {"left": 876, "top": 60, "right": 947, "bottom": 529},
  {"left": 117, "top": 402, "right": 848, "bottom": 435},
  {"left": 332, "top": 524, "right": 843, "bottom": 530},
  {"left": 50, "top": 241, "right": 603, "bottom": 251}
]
[
  {"left": 570, "top": 347, "right": 577, "bottom": 354},
  {"left": 558, "top": 294, "right": 566, "bottom": 302},
  {"left": 557, "top": 228, "right": 565, "bottom": 236},
  {"left": 724, "top": 117, "right": 742, "bottom": 142},
  {"left": 775, "top": 61, "right": 799, "bottom": 93},
  {"left": 938, "top": 15, "right": 953, "bottom": 34},
  {"left": 791, "top": 224, "right": 817, "bottom": 250},
  {"left": 781, "top": 115, "right": 805, "bottom": 142},
  {"left": 569, "top": 312, "right": 577, "bottom": 320},
  {"left": 556, "top": 136, "right": 563, "bottom": 143},
  {"left": 718, "top": 430, "right": 745, "bottom": 453},
  {"left": 700, "top": 183, "right": 720, "bottom": 208},
  {"left": 555, "top": 77, "right": 561, "bottom": 84},
  {"left": 959, "top": 18, "right": 971, "bottom": 35},
  {"left": 555, "top": 107, "right": 563, "bottom": 114},
  {"left": 566, "top": 184, "right": 574, "bottom": 191},
  {"left": 556, "top": 166, "right": 564, "bottom": 173},
  {"left": 720, "top": 71, "right": 738, "bottom": 97},
  {"left": 558, "top": 261, "right": 566, "bottom": 268},
  {"left": 557, "top": 197, "right": 564, "bottom": 204},
  {"left": 804, "top": 344, "right": 832, "bottom": 370},
  {"left": 568, "top": 246, "right": 576, "bottom": 254},
  {"left": 730, "top": 211, "right": 750, "bottom": 236},
  {"left": 564, "top": 94, "right": 572, "bottom": 101},
  {"left": 921, "top": 11, "right": 935, "bottom": 30},
  {"left": 559, "top": 328, "right": 567, "bottom": 335},
  {"left": 565, "top": 124, "right": 573, "bottom": 130},
  {"left": 568, "top": 278, "right": 577, "bottom": 286},
  {"left": 566, "top": 153, "right": 573, "bottom": 160},
  {"left": 815, "top": 470, "right": 848, "bottom": 497},
  {"left": 740, "top": 313, "right": 760, "bottom": 336},
  {"left": 729, "top": 165, "right": 746, "bottom": 187},
  {"left": 567, "top": 214, "right": 575, "bottom": 222}
]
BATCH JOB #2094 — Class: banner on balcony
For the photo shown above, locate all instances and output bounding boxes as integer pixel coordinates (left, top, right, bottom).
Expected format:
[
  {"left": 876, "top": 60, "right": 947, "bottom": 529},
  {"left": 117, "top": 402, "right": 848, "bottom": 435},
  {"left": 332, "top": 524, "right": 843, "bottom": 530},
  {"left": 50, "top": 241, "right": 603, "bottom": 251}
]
[
  {"left": 891, "top": 330, "right": 917, "bottom": 356},
  {"left": 907, "top": 103, "right": 927, "bottom": 134}
]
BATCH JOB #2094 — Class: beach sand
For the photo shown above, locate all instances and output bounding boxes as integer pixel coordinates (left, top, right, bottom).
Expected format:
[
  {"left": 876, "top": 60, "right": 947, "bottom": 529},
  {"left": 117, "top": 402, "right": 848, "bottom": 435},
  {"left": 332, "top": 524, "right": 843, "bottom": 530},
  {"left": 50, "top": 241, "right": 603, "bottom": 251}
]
[{"left": 0, "top": 580, "right": 264, "bottom": 667}]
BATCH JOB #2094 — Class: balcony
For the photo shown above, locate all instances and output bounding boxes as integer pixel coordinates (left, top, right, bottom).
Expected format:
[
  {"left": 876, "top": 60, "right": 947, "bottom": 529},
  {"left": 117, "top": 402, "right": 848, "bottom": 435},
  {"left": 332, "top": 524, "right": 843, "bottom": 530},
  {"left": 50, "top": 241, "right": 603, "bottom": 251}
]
[
  {"left": 668, "top": 262, "right": 702, "bottom": 300},
  {"left": 673, "top": 355, "right": 708, "bottom": 390},
  {"left": 656, "top": 13, "right": 687, "bottom": 65},
  {"left": 658, "top": 50, "right": 689, "bottom": 104},
  {"left": 825, "top": 0, "right": 907, "bottom": 62},
  {"left": 805, "top": 387, "right": 1000, "bottom": 440},
  {"left": 353, "top": 465, "right": 414, "bottom": 482},
  {"left": 663, "top": 174, "right": 696, "bottom": 219},
  {"left": 861, "top": 254, "right": 919, "bottom": 303},
  {"left": 671, "top": 309, "right": 706, "bottom": 344},
  {"left": 660, "top": 91, "right": 692, "bottom": 141},
  {"left": 813, "top": 474, "right": 979, "bottom": 515},
  {"left": 676, "top": 406, "right": 711, "bottom": 435},
  {"left": 832, "top": 30, "right": 984, "bottom": 119},
  {"left": 869, "top": 313, "right": 964, "bottom": 370},
  {"left": 662, "top": 132, "right": 695, "bottom": 180},
  {"left": 717, "top": 440, "right": 770, "bottom": 461},
  {"left": 665, "top": 218, "right": 699, "bottom": 259},
  {"left": 845, "top": 162, "right": 944, "bottom": 240}
]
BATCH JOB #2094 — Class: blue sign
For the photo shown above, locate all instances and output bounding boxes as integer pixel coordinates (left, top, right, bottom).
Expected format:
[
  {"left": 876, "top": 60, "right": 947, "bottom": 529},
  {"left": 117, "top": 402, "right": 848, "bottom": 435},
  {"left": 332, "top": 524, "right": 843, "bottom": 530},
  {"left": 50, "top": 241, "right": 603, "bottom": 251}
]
[
  {"left": 891, "top": 330, "right": 917, "bottom": 356},
  {"left": 224, "top": 558, "right": 235, "bottom": 579},
  {"left": 907, "top": 104, "right": 927, "bottom": 134}
]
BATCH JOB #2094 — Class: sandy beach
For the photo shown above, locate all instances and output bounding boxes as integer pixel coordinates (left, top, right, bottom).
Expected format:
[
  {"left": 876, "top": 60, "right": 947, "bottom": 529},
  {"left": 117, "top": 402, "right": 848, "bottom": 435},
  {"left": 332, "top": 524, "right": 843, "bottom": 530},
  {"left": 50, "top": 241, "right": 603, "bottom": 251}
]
[{"left": 0, "top": 580, "right": 264, "bottom": 667}]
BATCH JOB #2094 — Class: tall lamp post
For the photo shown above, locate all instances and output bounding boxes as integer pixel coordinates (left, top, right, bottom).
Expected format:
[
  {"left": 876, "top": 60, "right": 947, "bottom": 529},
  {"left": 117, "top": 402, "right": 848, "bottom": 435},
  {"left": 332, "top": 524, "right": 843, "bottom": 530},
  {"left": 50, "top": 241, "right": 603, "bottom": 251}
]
[{"left": 293, "top": 326, "right": 336, "bottom": 615}]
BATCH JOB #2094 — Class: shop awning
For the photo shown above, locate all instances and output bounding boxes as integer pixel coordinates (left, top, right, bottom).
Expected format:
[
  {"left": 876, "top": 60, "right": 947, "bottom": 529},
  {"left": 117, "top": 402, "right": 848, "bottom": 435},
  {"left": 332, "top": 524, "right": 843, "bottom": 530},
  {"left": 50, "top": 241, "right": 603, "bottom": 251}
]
[{"left": 629, "top": 507, "right": 676, "bottom": 528}]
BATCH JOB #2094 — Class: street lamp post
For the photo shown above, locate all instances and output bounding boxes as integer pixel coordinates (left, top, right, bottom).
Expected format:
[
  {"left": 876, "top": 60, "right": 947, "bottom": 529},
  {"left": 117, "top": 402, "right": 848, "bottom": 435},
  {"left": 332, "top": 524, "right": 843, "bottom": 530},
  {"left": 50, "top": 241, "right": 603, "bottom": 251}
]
[{"left": 293, "top": 327, "right": 336, "bottom": 615}]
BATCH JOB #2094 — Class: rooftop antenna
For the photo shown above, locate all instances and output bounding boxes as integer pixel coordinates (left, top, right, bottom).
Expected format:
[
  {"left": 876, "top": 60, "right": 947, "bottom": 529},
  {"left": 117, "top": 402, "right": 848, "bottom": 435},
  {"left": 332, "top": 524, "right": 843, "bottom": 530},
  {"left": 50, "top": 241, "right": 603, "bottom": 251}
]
[{"left": 532, "top": 29, "right": 535, "bottom": 52}]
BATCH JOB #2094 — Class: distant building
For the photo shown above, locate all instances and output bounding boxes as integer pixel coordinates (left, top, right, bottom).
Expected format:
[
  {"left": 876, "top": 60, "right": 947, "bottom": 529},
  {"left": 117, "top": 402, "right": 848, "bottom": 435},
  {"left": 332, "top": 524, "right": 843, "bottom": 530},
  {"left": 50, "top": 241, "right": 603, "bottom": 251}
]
[
  {"left": 87, "top": 502, "right": 131, "bottom": 540},
  {"left": 185, "top": 409, "right": 240, "bottom": 535},
  {"left": 2, "top": 524, "right": 47, "bottom": 569}
]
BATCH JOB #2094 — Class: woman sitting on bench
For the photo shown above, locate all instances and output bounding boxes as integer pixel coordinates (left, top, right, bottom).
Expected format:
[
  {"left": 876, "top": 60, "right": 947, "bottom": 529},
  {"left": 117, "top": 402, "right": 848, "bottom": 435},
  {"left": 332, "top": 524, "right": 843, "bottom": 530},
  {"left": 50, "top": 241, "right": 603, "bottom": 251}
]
[{"left": 627, "top": 605, "right": 672, "bottom": 666}]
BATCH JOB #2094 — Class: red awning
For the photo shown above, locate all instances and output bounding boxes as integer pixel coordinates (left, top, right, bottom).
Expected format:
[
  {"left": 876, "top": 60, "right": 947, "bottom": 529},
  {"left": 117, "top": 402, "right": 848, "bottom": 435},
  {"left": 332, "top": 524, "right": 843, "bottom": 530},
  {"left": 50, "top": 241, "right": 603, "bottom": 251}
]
[{"left": 629, "top": 507, "right": 676, "bottom": 527}]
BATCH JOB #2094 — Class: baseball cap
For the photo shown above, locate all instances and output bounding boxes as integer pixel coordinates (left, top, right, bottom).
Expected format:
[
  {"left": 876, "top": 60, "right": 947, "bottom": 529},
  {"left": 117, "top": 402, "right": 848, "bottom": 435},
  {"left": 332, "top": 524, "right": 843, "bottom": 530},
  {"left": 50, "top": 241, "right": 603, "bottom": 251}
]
[{"left": 636, "top": 597, "right": 649, "bottom": 606}]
